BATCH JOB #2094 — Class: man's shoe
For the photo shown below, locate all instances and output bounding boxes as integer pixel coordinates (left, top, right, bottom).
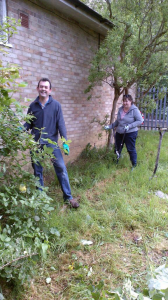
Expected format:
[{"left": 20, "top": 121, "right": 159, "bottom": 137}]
[{"left": 69, "top": 198, "right": 79, "bottom": 208}]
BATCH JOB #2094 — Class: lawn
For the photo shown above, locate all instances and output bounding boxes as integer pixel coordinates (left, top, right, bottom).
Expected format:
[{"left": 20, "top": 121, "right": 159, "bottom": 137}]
[{"left": 2, "top": 130, "right": 168, "bottom": 299}]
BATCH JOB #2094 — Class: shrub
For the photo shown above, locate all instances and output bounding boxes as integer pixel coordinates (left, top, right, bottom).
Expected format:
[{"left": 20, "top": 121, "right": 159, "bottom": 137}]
[{"left": 0, "top": 19, "right": 55, "bottom": 295}]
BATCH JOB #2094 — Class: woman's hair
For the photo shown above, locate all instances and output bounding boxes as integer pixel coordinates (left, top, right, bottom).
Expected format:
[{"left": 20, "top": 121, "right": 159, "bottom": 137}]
[{"left": 123, "top": 94, "right": 133, "bottom": 104}]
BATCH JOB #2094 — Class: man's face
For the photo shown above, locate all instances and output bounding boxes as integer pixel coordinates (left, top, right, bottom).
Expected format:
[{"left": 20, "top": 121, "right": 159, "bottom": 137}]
[{"left": 37, "top": 81, "right": 51, "bottom": 98}]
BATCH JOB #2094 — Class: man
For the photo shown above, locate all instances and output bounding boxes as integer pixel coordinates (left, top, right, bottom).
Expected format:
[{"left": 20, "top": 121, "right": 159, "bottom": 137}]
[{"left": 24, "top": 78, "right": 79, "bottom": 208}]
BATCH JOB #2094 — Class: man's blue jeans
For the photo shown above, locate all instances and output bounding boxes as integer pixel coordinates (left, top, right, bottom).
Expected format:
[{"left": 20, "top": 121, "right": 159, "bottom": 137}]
[
  {"left": 32, "top": 144, "right": 73, "bottom": 201},
  {"left": 116, "top": 131, "right": 138, "bottom": 166}
]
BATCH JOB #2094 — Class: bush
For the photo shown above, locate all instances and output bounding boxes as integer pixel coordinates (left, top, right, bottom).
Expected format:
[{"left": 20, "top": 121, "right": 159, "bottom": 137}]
[{"left": 0, "top": 19, "right": 55, "bottom": 295}]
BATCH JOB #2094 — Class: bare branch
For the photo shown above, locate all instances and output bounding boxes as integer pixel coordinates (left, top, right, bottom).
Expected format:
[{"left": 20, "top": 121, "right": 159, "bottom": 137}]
[
  {"left": 143, "top": 26, "right": 167, "bottom": 52},
  {"left": 120, "top": 24, "right": 132, "bottom": 62},
  {"left": 139, "top": 4, "right": 153, "bottom": 43},
  {"left": 105, "top": 0, "right": 112, "bottom": 19},
  {"left": 0, "top": 253, "right": 38, "bottom": 270}
]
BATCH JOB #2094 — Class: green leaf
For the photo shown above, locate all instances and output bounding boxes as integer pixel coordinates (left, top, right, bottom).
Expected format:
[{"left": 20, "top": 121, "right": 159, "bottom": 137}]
[
  {"left": 142, "top": 289, "right": 150, "bottom": 296},
  {"left": 5, "top": 237, "right": 11, "bottom": 242},
  {"left": 43, "top": 145, "right": 54, "bottom": 154},
  {"left": 2, "top": 164, "right": 6, "bottom": 173},
  {"left": 47, "top": 207, "right": 54, "bottom": 211},
  {"left": 97, "top": 280, "right": 104, "bottom": 290},
  {"left": 115, "top": 295, "right": 121, "bottom": 300},
  {"left": 152, "top": 294, "right": 164, "bottom": 300},
  {"left": 91, "top": 291, "right": 101, "bottom": 300},
  {"left": 106, "top": 291, "right": 117, "bottom": 296},
  {"left": 41, "top": 243, "right": 48, "bottom": 259},
  {"left": 0, "top": 234, "right": 7, "bottom": 242},
  {"left": 50, "top": 228, "right": 60, "bottom": 237},
  {"left": 164, "top": 289, "right": 168, "bottom": 298},
  {"left": 18, "top": 82, "right": 27, "bottom": 87}
]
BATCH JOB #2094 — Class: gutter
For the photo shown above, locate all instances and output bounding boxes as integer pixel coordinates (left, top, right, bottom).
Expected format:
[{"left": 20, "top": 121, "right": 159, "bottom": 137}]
[
  {"left": 38, "top": 0, "right": 114, "bottom": 35},
  {"left": 66, "top": 0, "right": 114, "bottom": 28}
]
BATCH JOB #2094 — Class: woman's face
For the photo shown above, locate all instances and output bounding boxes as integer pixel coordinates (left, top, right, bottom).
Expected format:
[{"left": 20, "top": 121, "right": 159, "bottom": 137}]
[{"left": 123, "top": 98, "right": 132, "bottom": 110}]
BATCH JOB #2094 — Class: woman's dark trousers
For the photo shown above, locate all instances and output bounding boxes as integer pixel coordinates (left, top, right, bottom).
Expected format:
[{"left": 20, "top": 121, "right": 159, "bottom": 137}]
[{"left": 115, "top": 131, "right": 138, "bottom": 166}]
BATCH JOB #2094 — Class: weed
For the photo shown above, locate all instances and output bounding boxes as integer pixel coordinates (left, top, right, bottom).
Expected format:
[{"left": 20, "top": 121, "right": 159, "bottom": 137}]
[{"left": 2, "top": 130, "right": 168, "bottom": 299}]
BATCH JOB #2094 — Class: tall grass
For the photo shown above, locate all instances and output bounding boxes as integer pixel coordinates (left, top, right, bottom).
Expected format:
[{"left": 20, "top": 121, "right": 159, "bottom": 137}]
[{"left": 6, "top": 130, "right": 168, "bottom": 300}]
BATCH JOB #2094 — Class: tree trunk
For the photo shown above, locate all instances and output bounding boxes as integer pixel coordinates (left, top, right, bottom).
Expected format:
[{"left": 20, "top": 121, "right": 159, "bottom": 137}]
[
  {"left": 124, "top": 87, "right": 128, "bottom": 94},
  {"left": 107, "top": 88, "right": 120, "bottom": 148}
]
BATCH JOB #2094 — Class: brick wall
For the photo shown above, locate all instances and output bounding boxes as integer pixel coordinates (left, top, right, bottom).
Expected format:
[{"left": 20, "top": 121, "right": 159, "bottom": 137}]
[{"left": 1, "top": 0, "right": 119, "bottom": 161}]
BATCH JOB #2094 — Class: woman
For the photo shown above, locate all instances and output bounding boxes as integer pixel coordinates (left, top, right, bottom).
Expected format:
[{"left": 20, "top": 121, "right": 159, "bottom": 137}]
[{"left": 105, "top": 94, "right": 143, "bottom": 167}]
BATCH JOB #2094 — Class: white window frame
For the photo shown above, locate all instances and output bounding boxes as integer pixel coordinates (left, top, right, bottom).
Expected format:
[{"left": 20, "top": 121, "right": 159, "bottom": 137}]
[{"left": 0, "top": 0, "right": 12, "bottom": 47}]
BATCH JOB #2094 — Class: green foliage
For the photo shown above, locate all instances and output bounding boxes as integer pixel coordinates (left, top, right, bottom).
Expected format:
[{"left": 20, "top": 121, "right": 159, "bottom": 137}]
[
  {"left": 88, "top": 280, "right": 106, "bottom": 299},
  {"left": 66, "top": 263, "right": 168, "bottom": 299},
  {"left": 156, "top": 74, "right": 168, "bottom": 88},
  {"left": 138, "top": 95, "right": 157, "bottom": 113},
  {"left": 0, "top": 17, "right": 20, "bottom": 44},
  {"left": 0, "top": 19, "right": 56, "bottom": 294},
  {"left": 80, "top": 0, "right": 108, "bottom": 16},
  {"left": 88, "top": 0, "right": 168, "bottom": 93},
  {"left": 85, "top": 0, "right": 168, "bottom": 142},
  {"left": 5, "top": 130, "right": 167, "bottom": 299}
]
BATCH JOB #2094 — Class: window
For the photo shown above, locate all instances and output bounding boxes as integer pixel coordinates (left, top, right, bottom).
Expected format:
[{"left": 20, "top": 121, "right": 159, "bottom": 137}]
[
  {"left": 0, "top": 0, "right": 7, "bottom": 23},
  {"left": 0, "top": 0, "right": 7, "bottom": 42},
  {"left": 0, "top": 0, "right": 12, "bottom": 46}
]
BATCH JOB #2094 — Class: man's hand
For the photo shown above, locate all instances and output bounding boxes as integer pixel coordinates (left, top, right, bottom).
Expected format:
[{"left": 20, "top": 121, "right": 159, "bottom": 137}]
[
  {"left": 104, "top": 125, "right": 110, "bottom": 130},
  {"left": 124, "top": 125, "right": 129, "bottom": 132},
  {"left": 63, "top": 142, "right": 69, "bottom": 155}
]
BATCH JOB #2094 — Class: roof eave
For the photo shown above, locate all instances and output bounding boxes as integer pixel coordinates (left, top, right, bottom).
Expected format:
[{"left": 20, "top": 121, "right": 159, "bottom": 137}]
[{"left": 39, "top": 0, "right": 114, "bottom": 35}]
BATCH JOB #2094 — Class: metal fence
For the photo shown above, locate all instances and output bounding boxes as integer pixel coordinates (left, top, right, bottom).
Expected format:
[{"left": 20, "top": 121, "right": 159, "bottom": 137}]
[{"left": 137, "top": 87, "right": 168, "bottom": 130}]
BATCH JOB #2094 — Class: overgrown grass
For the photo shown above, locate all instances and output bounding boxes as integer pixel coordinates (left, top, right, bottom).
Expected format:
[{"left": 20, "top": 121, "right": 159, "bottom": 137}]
[{"left": 3, "top": 130, "right": 168, "bottom": 300}]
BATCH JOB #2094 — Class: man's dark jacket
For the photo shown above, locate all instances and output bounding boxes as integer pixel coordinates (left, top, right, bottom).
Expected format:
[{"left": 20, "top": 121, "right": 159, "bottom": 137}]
[{"left": 24, "top": 95, "right": 67, "bottom": 143}]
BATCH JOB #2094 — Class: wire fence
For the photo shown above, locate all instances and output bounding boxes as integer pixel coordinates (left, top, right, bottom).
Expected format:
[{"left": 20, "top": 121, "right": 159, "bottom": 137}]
[{"left": 137, "top": 87, "right": 168, "bottom": 130}]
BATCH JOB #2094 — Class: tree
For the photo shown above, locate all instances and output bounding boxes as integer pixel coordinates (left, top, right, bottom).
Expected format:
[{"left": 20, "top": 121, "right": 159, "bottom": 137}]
[
  {"left": 85, "top": 0, "right": 168, "bottom": 146},
  {"left": 81, "top": 0, "right": 107, "bottom": 14}
]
